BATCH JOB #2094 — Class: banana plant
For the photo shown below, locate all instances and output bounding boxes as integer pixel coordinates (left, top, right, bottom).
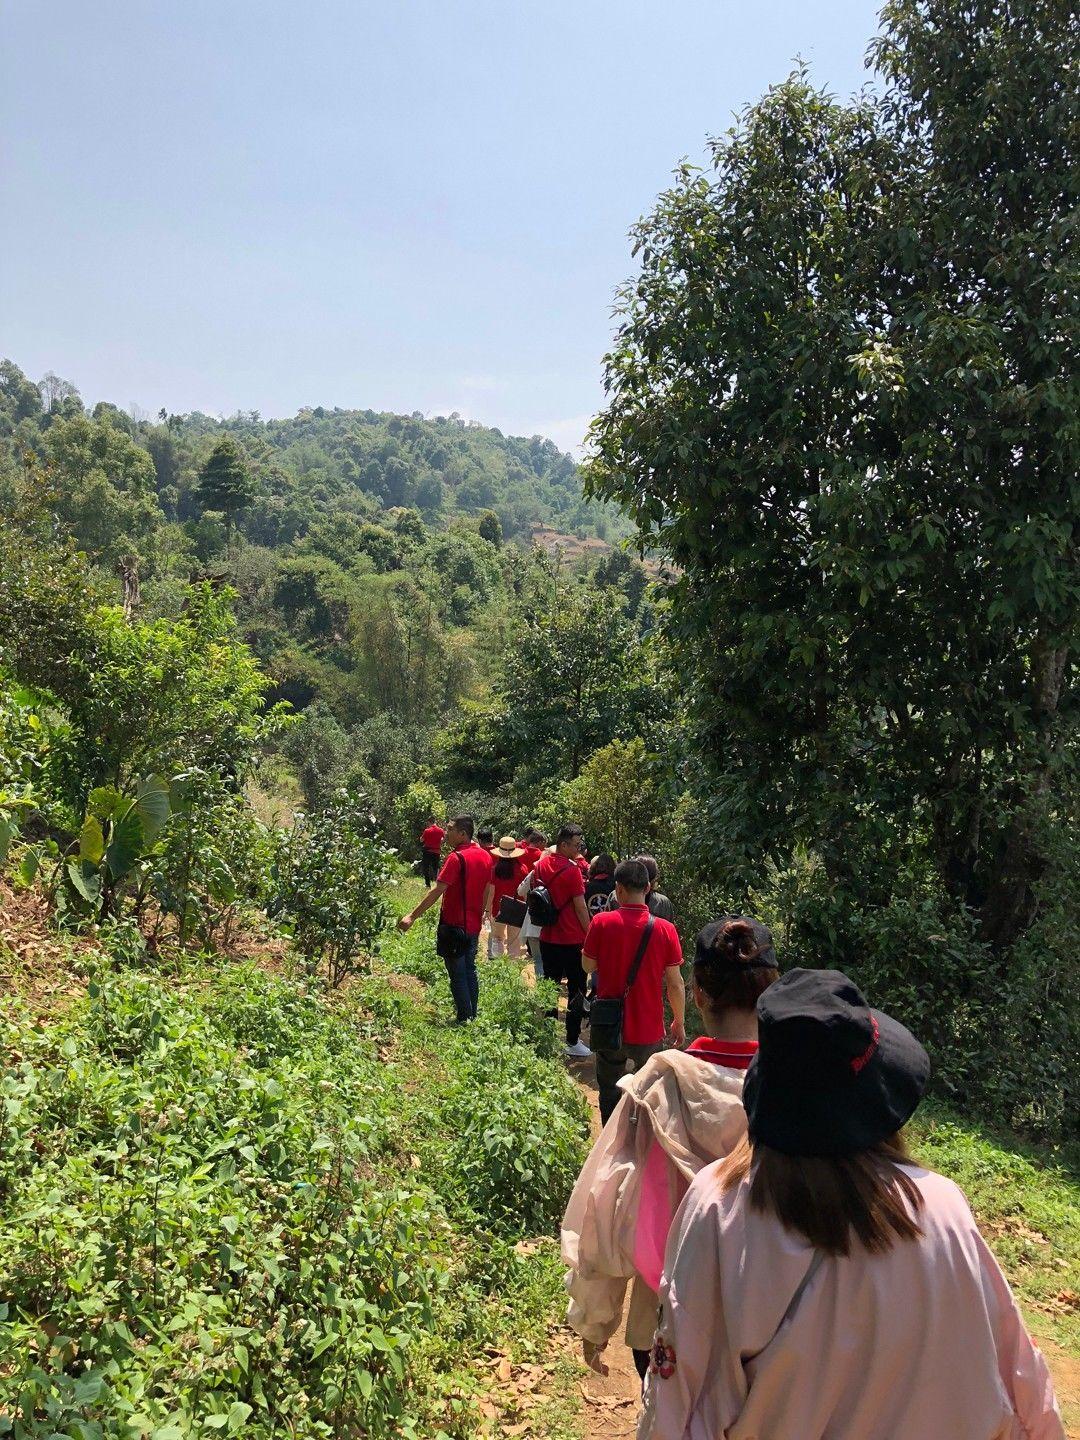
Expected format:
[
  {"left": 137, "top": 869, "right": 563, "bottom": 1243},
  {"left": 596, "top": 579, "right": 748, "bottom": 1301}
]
[{"left": 47, "top": 775, "right": 172, "bottom": 922}]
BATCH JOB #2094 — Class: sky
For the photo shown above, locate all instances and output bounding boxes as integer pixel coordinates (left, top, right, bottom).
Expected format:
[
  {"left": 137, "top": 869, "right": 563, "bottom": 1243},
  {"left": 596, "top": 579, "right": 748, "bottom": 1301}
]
[{"left": 1, "top": 0, "right": 883, "bottom": 453}]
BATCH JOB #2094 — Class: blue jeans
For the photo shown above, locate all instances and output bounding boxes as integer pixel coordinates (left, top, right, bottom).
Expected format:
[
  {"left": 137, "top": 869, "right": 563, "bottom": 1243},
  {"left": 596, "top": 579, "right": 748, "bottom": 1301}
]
[{"left": 444, "top": 933, "right": 480, "bottom": 1021}]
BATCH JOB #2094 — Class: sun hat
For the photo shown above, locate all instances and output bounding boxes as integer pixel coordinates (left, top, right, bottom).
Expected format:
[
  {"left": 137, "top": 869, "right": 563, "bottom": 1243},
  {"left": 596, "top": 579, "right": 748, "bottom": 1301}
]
[
  {"left": 695, "top": 915, "right": 778, "bottom": 970},
  {"left": 743, "top": 968, "right": 930, "bottom": 1158},
  {"left": 492, "top": 836, "right": 526, "bottom": 859}
]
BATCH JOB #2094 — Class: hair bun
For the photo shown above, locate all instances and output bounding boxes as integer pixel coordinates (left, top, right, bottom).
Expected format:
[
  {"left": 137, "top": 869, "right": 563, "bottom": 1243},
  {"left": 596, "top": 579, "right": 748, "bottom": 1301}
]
[{"left": 711, "top": 918, "right": 763, "bottom": 966}]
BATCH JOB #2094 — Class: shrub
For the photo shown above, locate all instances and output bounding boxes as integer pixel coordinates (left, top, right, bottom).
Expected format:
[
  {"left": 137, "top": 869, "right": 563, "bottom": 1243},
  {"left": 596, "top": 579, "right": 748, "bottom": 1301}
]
[
  {"left": 438, "top": 1028, "right": 588, "bottom": 1238},
  {"left": 388, "top": 779, "right": 444, "bottom": 858},
  {"left": 272, "top": 789, "right": 394, "bottom": 986},
  {"left": 0, "top": 973, "right": 452, "bottom": 1438}
]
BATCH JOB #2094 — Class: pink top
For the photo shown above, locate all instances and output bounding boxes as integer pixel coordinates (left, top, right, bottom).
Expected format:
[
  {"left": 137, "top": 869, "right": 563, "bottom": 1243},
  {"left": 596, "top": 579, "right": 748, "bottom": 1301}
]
[{"left": 638, "top": 1162, "right": 1063, "bottom": 1440}]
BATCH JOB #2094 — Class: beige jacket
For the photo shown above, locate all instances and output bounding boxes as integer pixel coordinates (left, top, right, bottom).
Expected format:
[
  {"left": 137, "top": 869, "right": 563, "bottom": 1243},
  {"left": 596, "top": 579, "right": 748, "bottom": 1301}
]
[
  {"left": 561, "top": 1048, "right": 750, "bottom": 1349},
  {"left": 639, "top": 1162, "right": 1064, "bottom": 1440}
]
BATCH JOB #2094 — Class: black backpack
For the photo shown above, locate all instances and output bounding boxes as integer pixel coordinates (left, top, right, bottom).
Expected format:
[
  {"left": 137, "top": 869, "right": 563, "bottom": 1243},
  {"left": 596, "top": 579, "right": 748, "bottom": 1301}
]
[{"left": 527, "top": 860, "right": 572, "bottom": 927}]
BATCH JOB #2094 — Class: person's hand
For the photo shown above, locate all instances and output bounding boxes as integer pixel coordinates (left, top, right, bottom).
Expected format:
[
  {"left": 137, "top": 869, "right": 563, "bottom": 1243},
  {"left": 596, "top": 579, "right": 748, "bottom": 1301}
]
[
  {"left": 583, "top": 1339, "right": 609, "bottom": 1375},
  {"left": 668, "top": 1018, "right": 687, "bottom": 1048},
  {"left": 397, "top": 914, "right": 414, "bottom": 933}
]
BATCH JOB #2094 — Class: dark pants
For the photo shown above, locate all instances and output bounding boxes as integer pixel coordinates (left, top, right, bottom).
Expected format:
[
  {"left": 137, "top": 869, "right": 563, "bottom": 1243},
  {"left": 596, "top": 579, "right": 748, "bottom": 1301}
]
[
  {"left": 444, "top": 933, "right": 480, "bottom": 1022},
  {"left": 539, "top": 941, "right": 585, "bottom": 1045},
  {"left": 595, "top": 1041, "right": 664, "bottom": 1125},
  {"left": 421, "top": 849, "right": 440, "bottom": 884}
]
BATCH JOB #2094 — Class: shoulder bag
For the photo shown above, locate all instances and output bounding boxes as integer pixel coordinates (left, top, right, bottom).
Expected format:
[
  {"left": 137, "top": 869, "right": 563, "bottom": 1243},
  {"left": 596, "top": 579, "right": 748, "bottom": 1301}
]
[
  {"left": 588, "top": 916, "right": 655, "bottom": 1052},
  {"left": 436, "top": 852, "right": 470, "bottom": 960}
]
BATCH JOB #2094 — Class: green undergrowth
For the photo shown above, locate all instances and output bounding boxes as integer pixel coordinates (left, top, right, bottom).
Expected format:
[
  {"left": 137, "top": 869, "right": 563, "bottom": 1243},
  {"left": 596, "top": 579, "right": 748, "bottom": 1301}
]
[
  {"left": 0, "top": 883, "right": 589, "bottom": 1440},
  {"left": 910, "top": 1103, "right": 1080, "bottom": 1356}
]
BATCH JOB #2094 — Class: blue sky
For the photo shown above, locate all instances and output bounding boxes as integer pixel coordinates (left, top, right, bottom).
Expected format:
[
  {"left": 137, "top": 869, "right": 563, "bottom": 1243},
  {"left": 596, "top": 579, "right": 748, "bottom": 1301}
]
[{"left": 1, "top": 0, "right": 882, "bottom": 451}]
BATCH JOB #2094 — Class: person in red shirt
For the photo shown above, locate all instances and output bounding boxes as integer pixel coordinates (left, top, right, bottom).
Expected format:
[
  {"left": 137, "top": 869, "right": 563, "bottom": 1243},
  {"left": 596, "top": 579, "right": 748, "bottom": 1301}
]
[
  {"left": 583, "top": 858, "right": 686, "bottom": 1123},
  {"left": 486, "top": 836, "right": 528, "bottom": 958},
  {"left": 517, "top": 828, "right": 545, "bottom": 870},
  {"left": 535, "top": 823, "right": 594, "bottom": 1059},
  {"left": 419, "top": 819, "right": 445, "bottom": 885},
  {"left": 398, "top": 815, "right": 494, "bottom": 1022}
]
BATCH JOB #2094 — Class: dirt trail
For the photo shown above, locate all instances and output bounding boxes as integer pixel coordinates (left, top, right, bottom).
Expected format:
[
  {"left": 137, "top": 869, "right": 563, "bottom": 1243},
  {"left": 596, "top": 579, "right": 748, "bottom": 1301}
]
[
  {"left": 512, "top": 945, "right": 643, "bottom": 1438},
  {"left": 564, "top": 1050, "right": 644, "bottom": 1439}
]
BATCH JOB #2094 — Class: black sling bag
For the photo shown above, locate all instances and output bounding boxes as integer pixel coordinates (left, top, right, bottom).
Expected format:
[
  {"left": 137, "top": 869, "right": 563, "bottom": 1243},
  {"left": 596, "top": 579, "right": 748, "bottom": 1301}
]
[
  {"left": 588, "top": 917, "right": 656, "bottom": 1052},
  {"left": 435, "top": 852, "right": 470, "bottom": 961}
]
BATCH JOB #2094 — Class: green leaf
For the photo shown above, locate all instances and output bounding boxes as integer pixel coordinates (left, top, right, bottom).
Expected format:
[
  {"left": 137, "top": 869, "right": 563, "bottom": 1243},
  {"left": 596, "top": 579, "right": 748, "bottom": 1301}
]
[
  {"left": 66, "top": 861, "right": 101, "bottom": 906},
  {"left": 226, "top": 1403, "right": 252, "bottom": 1434},
  {"left": 135, "top": 774, "right": 171, "bottom": 846},
  {"left": 87, "top": 786, "right": 123, "bottom": 821},
  {"left": 17, "top": 846, "right": 40, "bottom": 885},
  {"left": 105, "top": 807, "right": 144, "bottom": 882},
  {"left": 78, "top": 815, "right": 105, "bottom": 866}
]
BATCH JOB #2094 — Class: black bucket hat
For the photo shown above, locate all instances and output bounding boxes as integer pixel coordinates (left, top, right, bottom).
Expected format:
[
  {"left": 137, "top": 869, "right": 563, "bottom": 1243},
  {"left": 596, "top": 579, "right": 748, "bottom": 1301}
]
[
  {"left": 743, "top": 969, "right": 930, "bottom": 1158},
  {"left": 694, "top": 915, "right": 778, "bottom": 970}
]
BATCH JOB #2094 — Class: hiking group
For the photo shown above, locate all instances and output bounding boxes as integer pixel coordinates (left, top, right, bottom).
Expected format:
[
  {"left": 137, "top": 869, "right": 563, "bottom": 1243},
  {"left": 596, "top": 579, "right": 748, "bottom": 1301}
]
[{"left": 400, "top": 815, "right": 1064, "bottom": 1438}]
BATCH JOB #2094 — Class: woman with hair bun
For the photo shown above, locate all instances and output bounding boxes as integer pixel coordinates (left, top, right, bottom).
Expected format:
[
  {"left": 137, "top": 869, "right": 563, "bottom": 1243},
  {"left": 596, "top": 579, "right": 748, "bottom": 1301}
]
[{"left": 561, "top": 915, "right": 780, "bottom": 1386}]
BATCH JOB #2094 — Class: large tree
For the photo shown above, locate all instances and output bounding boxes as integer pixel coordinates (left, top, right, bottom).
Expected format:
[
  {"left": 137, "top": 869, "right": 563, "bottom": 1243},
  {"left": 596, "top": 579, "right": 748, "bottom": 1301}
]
[
  {"left": 588, "top": 0, "right": 1077, "bottom": 949},
  {"left": 196, "top": 436, "right": 256, "bottom": 548}
]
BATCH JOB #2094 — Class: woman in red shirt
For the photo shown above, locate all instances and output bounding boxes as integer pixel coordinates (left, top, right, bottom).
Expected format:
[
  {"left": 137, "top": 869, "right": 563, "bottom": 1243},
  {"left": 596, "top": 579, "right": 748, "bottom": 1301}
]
[{"left": 487, "top": 837, "right": 529, "bottom": 958}]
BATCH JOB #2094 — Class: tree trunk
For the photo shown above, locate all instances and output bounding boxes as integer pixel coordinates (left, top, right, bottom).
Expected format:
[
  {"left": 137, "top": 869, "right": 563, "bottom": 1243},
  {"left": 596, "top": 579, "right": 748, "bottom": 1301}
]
[{"left": 977, "top": 639, "right": 1068, "bottom": 949}]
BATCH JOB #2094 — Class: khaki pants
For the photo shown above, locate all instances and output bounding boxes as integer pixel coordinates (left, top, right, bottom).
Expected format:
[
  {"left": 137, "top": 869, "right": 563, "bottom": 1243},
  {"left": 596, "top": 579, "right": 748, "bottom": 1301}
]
[{"left": 594, "top": 1041, "right": 663, "bottom": 1125}]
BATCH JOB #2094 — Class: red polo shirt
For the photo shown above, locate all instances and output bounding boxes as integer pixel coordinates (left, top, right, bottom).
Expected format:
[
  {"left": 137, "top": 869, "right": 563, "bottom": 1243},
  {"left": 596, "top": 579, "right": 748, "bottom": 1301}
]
[
  {"left": 585, "top": 903, "right": 683, "bottom": 1045},
  {"left": 535, "top": 851, "right": 587, "bottom": 945},
  {"left": 518, "top": 841, "right": 543, "bottom": 869},
  {"left": 421, "top": 824, "right": 445, "bottom": 853},
  {"left": 437, "top": 842, "right": 494, "bottom": 936}
]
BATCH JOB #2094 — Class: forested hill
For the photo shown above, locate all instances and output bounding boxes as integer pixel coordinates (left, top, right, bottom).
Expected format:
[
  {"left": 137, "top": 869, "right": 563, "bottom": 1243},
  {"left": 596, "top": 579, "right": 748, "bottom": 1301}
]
[
  {"left": 0, "top": 355, "right": 653, "bottom": 850},
  {"left": 0, "top": 358, "right": 618, "bottom": 548}
]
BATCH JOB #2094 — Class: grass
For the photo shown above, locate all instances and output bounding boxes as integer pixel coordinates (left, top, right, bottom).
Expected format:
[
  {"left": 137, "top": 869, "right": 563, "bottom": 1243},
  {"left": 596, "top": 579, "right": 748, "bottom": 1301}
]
[{"left": 910, "top": 1104, "right": 1080, "bottom": 1358}]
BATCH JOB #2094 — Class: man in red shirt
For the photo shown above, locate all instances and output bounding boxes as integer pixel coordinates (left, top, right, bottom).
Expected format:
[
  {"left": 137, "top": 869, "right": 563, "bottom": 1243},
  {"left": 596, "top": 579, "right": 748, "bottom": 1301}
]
[
  {"left": 398, "top": 815, "right": 494, "bottom": 1023},
  {"left": 535, "top": 823, "right": 594, "bottom": 1059},
  {"left": 517, "top": 828, "right": 545, "bottom": 870},
  {"left": 583, "top": 858, "right": 686, "bottom": 1123},
  {"left": 419, "top": 819, "right": 445, "bottom": 885}
]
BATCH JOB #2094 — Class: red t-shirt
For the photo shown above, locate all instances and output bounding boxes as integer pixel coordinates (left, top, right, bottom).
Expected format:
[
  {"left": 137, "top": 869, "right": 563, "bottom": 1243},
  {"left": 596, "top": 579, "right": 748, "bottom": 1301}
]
[
  {"left": 535, "top": 852, "right": 587, "bottom": 945},
  {"left": 518, "top": 841, "right": 543, "bottom": 869},
  {"left": 491, "top": 858, "right": 529, "bottom": 908},
  {"left": 421, "top": 824, "right": 445, "bottom": 853},
  {"left": 585, "top": 903, "right": 683, "bottom": 1045},
  {"left": 437, "top": 842, "right": 494, "bottom": 936}
]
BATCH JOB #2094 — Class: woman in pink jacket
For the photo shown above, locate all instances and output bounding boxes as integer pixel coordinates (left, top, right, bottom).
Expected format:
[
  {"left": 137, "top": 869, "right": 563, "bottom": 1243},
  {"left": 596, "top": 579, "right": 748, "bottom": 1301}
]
[
  {"left": 639, "top": 968, "right": 1063, "bottom": 1440},
  {"left": 562, "top": 916, "right": 780, "bottom": 1383}
]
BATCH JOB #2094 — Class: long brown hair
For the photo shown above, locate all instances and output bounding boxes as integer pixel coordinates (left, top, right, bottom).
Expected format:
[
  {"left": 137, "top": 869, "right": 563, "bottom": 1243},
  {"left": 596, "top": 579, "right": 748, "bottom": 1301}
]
[{"left": 719, "top": 1133, "right": 924, "bottom": 1256}]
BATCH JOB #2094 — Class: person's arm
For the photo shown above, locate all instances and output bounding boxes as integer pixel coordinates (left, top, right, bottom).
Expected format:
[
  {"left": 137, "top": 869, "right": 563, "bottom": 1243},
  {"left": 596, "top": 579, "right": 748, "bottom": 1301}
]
[
  {"left": 573, "top": 893, "right": 591, "bottom": 935},
  {"left": 482, "top": 881, "right": 495, "bottom": 921},
  {"left": 562, "top": 1094, "right": 648, "bottom": 1366},
  {"left": 665, "top": 964, "right": 686, "bottom": 1047},
  {"left": 397, "top": 881, "right": 448, "bottom": 931},
  {"left": 973, "top": 1224, "right": 1065, "bottom": 1437},
  {"left": 582, "top": 946, "right": 598, "bottom": 976}
]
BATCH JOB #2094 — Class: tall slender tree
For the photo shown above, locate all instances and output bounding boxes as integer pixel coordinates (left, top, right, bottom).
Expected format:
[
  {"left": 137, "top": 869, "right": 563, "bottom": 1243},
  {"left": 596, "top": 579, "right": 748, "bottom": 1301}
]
[{"left": 196, "top": 436, "right": 256, "bottom": 549}]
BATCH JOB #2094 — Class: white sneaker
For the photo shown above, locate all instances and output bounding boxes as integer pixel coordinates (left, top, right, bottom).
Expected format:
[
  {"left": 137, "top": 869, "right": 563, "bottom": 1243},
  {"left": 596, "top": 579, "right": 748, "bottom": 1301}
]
[{"left": 564, "top": 1041, "right": 592, "bottom": 1059}]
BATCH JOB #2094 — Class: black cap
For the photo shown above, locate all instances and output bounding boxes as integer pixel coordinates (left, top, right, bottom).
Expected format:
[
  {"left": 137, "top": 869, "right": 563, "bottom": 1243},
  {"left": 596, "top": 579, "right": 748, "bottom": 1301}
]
[
  {"left": 694, "top": 915, "right": 778, "bottom": 971},
  {"left": 743, "top": 969, "right": 930, "bottom": 1158}
]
